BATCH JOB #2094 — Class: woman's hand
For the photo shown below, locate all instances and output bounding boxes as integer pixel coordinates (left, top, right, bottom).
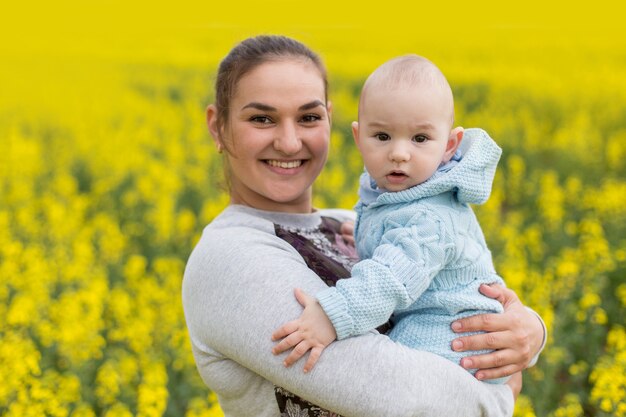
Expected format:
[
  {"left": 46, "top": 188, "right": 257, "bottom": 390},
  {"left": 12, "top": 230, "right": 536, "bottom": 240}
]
[
  {"left": 450, "top": 284, "right": 545, "bottom": 381},
  {"left": 340, "top": 220, "right": 355, "bottom": 247}
]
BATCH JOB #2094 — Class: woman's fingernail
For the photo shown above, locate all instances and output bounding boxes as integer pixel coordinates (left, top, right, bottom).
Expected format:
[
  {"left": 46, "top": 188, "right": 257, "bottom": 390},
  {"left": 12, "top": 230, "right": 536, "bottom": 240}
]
[
  {"left": 451, "top": 321, "right": 462, "bottom": 331},
  {"left": 452, "top": 340, "right": 463, "bottom": 351},
  {"left": 461, "top": 358, "right": 473, "bottom": 368},
  {"left": 476, "top": 372, "right": 484, "bottom": 380}
]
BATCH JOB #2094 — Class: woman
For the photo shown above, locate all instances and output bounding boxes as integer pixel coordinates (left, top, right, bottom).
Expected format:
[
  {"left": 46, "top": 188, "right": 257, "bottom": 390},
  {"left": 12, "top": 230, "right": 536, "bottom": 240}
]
[{"left": 182, "top": 35, "right": 546, "bottom": 417}]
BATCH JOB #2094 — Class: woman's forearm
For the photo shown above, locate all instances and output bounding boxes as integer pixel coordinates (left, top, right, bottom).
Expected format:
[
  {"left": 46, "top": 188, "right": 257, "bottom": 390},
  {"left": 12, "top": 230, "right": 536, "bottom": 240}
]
[{"left": 183, "top": 228, "right": 514, "bottom": 416}]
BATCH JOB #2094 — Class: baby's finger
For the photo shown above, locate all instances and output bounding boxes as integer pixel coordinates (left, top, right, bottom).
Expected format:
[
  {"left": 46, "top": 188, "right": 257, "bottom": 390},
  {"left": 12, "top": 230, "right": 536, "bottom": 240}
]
[
  {"left": 272, "top": 321, "right": 299, "bottom": 341},
  {"left": 460, "top": 349, "right": 524, "bottom": 374},
  {"left": 283, "top": 341, "right": 311, "bottom": 367},
  {"left": 272, "top": 331, "right": 304, "bottom": 355},
  {"left": 294, "top": 288, "right": 315, "bottom": 307},
  {"left": 303, "top": 346, "right": 323, "bottom": 373}
]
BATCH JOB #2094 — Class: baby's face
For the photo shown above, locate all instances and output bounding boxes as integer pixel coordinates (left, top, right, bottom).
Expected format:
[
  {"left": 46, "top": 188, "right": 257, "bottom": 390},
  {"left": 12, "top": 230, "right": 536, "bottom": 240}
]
[{"left": 354, "top": 82, "right": 455, "bottom": 192}]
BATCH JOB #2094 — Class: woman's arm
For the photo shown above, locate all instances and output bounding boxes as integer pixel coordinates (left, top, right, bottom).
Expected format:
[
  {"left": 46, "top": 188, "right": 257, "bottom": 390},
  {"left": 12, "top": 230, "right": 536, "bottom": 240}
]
[
  {"left": 183, "top": 226, "right": 514, "bottom": 417},
  {"left": 451, "top": 284, "right": 547, "bottom": 381}
]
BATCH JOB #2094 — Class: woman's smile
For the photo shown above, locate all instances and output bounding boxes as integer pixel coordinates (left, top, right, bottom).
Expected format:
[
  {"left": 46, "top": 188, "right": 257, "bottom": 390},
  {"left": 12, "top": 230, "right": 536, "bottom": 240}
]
[{"left": 264, "top": 159, "right": 306, "bottom": 170}]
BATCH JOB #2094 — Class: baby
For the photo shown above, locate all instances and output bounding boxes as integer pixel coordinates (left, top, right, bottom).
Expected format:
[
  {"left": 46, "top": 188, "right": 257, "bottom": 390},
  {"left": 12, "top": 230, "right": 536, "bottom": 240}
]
[{"left": 273, "top": 55, "right": 507, "bottom": 383}]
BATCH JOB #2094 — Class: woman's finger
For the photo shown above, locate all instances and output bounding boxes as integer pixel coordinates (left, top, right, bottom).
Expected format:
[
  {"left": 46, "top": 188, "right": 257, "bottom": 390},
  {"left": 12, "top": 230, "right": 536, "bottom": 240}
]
[
  {"left": 271, "top": 320, "right": 299, "bottom": 341},
  {"left": 452, "top": 330, "right": 513, "bottom": 352},
  {"left": 475, "top": 364, "right": 521, "bottom": 382},
  {"left": 478, "top": 284, "right": 508, "bottom": 304},
  {"left": 452, "top": 312, "right": 509, "bottom": 334},
  {"left": 460, "top": 348, "right": 524, "bottom": 374},
  {"left": 340, "top": 221, "right": 355, "bottom": 246},
  {"left": 340, "top": 220, "right": 354, "bottom": 236}
]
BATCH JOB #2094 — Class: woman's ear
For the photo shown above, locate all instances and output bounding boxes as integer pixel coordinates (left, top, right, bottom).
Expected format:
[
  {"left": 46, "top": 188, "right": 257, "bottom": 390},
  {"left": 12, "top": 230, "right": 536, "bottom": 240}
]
[
  {"left": 326, "top": 101, "right": 333, "bottom": 128},
  {"left": 443, "top": 126, "right": 464, "bottom": 162},
  {"left": 206, "top": 104, "right": 225, "bottom": 152}
]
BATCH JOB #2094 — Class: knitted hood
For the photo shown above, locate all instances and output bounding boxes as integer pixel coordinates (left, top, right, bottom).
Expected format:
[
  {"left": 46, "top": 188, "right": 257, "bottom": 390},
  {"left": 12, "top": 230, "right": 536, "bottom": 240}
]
[{"left": 358, "top": 128, "right": 502, "bottom": 208}]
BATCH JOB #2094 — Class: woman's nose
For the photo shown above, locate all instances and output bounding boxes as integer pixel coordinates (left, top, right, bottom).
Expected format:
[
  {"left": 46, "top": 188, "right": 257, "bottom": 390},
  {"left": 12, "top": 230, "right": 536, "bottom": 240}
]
[{"left": 274, "top": 121, "right": 302, "bottom": 155}]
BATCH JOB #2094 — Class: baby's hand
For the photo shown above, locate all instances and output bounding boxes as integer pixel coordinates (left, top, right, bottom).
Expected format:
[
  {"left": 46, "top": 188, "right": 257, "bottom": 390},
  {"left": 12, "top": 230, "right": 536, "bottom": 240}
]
[{"left": 272, "top": 288, "right": 337, "bottom": 372}]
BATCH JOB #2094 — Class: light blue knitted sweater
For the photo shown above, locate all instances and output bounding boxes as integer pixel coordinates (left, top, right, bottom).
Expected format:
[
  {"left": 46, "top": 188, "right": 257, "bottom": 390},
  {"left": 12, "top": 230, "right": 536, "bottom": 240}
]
[{"left": 317, "top": 128, "right": 506, "bottom": 377}]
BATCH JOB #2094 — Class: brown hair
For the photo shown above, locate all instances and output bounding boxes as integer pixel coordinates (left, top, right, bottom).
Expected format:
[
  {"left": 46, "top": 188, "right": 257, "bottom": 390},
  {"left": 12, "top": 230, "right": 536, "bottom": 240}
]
[{"left": 213, "top": 35, "right": 328, "bottom": 133}]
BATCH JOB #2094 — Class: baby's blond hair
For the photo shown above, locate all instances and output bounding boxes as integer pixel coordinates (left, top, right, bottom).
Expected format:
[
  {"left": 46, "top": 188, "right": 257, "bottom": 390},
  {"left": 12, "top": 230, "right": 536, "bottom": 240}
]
[{"left": 360, "top": 55, "right": 455, "bottom": 125}]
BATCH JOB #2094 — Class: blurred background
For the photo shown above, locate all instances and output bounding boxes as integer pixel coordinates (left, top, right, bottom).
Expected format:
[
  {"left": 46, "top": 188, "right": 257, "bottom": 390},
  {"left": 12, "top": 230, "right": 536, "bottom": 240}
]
[{"left": 1, "top": 1, "right": 625, "bottom": 416}]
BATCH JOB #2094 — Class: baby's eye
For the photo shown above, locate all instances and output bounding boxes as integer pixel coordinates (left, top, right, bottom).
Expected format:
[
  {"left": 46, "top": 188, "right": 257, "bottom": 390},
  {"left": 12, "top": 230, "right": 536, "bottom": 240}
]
[
  {"left": 250, "top": 115, "right": 273, "bottom": 124},
  {"left": 413, "top": 134, "right": 428, "bottom": 143},
  {"left": 375, "top": 133, "right": 390, "bottom": 141}
]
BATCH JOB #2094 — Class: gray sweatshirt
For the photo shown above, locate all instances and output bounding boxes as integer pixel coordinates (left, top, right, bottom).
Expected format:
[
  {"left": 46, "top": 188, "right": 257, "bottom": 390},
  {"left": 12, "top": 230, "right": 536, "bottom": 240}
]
[{"left": 182, "top": 205, "right": 516, "bottom": 417}]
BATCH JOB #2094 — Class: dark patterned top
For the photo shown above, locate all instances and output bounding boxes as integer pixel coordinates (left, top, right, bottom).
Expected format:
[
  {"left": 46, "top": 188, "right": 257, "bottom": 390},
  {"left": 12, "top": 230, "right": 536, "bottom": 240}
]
[
  {"left": 274, "top": 217, "right": 358, "bottom": 285},
  {"left": 273, "top": 216, "right": 380, "bottom": 417}
]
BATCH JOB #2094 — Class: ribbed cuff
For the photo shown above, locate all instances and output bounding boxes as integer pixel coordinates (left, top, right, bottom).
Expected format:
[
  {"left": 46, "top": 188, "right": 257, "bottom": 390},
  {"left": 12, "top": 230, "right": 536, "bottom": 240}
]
[
  {"left": 316, "top": 287, "right": 354, "bottom": 340},
  {"left": 526, "top": 306, "right": 547, "bottom": 367}
]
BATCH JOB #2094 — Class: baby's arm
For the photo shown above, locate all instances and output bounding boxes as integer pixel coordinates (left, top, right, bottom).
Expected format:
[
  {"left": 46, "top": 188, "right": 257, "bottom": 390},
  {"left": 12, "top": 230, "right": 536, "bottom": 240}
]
[
  {"left": 272, "top": 288, "right": 337, "bottom": 372},
  {"left": 319, "top": 210, "right": 449, "bottom": 339}
]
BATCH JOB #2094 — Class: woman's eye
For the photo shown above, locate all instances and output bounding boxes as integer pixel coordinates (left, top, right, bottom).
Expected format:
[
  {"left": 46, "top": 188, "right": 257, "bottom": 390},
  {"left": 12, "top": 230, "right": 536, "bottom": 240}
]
[
  {"left": 375, "top": 133, "right": 390, "bottom": 141},
  {"left": 413, "top": 135, "right": 428, "bottom": 143},
  {"left": 250, "top": 115, "right": 273, "bottom": 124},
  {"left": 301, "top": 114, "right": 321, "bottom": 123}
]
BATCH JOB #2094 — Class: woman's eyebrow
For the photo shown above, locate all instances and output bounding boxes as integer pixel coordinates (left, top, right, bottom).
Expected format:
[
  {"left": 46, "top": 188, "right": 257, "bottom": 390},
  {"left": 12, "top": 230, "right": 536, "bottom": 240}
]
[
  {"left": 241, "top": 102, "right": 276, "bottom": 111},
  {"left": 241, "top": 100, "right": 325, "bottom": 112},
  {"left": 299, "top": 100, "right": 325, "bottom": 111}
]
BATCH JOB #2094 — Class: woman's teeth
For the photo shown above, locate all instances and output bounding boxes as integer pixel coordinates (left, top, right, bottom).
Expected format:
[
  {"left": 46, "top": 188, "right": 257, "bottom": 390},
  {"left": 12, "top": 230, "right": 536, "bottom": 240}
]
[{"left": 266, "top": 160, "right": 302, "bottom": 169}]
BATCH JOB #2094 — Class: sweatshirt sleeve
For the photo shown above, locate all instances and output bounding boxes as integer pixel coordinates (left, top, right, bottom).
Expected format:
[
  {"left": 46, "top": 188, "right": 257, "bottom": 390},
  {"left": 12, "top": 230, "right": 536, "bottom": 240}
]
[
  {"left": 183, "top": 223, "right": 514, "bottom": 417},
  {"left": 317, "top": 209, "right": 450, "bottom": 339}
]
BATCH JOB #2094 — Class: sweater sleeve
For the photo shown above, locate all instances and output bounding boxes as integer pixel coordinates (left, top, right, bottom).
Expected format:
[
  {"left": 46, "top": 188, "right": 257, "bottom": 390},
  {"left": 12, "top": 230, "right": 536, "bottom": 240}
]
[
  {"left": 317, "top": 209, "right": 451, "bottom": 339},
  {"left": 183, "top": 218, "right": 513, "bottom": 417},
  {"left": 183, "top": 224, "right": 513, "bottom": 417}
]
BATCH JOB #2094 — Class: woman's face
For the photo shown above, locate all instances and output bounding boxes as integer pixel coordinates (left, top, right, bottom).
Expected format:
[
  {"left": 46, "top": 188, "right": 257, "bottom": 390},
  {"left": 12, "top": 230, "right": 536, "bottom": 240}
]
[{"left": 213, "top": 59, "right": 331, "bottom": 213}]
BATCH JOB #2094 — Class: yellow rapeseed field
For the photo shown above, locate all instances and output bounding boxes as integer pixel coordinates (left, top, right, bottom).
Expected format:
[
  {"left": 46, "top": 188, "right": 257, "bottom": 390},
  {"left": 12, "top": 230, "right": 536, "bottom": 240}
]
[{"left": 1, "top": 1, "right": 625, "bottom": 416}]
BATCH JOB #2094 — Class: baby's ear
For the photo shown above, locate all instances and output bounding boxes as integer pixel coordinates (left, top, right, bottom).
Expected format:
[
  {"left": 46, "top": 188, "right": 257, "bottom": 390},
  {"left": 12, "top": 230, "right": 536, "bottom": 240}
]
[
  {"left": 444, "top": 127, "right": 464, "bottom": 161},
  {"left": 351, "top": 121, "right": 360, "bottom": 145}
]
